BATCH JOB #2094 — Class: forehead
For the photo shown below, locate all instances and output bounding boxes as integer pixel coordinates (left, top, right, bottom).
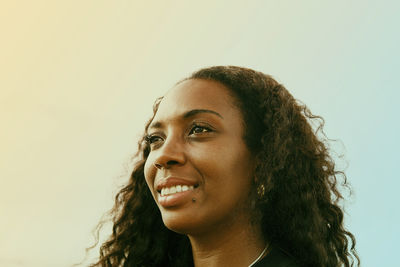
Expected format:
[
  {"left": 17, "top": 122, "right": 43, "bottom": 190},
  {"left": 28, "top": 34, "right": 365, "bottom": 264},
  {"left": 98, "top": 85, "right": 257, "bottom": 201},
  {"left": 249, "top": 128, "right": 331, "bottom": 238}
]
[{"left": 154, "top": 79, "right": 239, "bottom": 120}]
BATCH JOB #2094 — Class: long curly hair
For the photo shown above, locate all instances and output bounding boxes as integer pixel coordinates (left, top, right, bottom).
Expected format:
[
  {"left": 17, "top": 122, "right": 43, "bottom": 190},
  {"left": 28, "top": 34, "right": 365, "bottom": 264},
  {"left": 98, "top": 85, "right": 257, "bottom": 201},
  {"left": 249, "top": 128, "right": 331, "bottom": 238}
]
[{"left": 89, "top": 66, "right": 359, "bottom": 267}]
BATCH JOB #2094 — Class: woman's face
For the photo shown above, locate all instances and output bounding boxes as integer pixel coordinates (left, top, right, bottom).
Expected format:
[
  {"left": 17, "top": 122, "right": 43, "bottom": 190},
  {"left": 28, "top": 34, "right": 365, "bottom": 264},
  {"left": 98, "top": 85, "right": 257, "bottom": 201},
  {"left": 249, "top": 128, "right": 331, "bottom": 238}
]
[{"left": 144, "top": 79, "right": 256, "bottom": 235}]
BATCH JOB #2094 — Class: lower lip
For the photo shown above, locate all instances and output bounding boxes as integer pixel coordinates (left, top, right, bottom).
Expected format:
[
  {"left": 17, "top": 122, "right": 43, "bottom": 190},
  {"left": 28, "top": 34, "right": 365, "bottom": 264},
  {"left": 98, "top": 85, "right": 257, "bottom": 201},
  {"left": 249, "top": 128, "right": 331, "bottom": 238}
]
[{"left": 158, "top": 190, "right": 195, "bottom": 208}]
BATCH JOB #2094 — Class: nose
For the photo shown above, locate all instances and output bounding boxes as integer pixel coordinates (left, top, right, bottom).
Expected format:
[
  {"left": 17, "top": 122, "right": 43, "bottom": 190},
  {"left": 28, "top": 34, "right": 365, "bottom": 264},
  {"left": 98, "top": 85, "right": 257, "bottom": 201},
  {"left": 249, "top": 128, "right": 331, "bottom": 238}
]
[{"left": 153, "top": 136, "right": 186, "bottom": 170}]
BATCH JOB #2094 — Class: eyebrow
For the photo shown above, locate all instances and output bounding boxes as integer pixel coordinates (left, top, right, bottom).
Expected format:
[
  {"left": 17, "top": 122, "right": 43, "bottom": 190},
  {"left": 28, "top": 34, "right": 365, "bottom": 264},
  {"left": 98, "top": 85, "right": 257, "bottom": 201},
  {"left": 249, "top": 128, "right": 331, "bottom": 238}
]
[
  {"left": 148, "top": 109, "right": 223, "bottom": 130},
  {"left": 183, "top": 109, "right": 223, "bottom": 119}
]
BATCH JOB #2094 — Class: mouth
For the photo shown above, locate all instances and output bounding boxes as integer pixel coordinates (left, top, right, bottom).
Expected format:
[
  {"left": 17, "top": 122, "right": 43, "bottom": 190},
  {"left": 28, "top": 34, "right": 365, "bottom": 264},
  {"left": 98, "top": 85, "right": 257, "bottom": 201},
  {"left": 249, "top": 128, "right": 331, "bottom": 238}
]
[
  {"left": 155, "top": 177, "right": 200, "bottom": 208},
  {"left": 155, "top": 177, "right": 199, "bottom": 195},
  {"left": 158, "top": 184, "right": 198, "bottom": 197}
]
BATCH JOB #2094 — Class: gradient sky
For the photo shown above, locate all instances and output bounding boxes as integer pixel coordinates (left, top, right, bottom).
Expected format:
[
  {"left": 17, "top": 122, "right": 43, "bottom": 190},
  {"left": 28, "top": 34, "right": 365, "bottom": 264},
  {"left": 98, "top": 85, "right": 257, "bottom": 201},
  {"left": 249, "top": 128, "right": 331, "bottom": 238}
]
[{"left": 1, "top": 1, "right": 399, "bottom": 266}]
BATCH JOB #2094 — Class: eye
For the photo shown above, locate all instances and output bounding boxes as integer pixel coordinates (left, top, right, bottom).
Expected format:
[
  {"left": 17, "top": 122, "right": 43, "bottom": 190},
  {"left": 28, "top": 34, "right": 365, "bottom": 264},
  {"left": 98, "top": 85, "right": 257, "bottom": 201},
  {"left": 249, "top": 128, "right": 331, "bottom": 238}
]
[
  {"left": 145, "top": 134, "right": 164, "bottom": 145},
  {"left": 189, "top": 124, "right": 212, "bottom": 135}
]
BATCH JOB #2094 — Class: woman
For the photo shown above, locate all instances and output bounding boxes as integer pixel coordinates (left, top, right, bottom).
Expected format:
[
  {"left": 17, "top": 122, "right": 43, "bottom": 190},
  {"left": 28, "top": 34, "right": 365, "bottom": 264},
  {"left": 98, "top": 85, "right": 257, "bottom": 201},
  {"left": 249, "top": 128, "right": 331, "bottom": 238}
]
[{"left": 91, "top": 66, "right": 359, "bottom": 266}]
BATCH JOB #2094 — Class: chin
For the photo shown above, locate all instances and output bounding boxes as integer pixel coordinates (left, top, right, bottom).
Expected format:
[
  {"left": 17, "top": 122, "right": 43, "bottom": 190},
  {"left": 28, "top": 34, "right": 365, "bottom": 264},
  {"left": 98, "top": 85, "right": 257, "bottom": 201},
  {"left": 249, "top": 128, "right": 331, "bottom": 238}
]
[
  {"left": 161, "top": 211, "right": 204, "bottom": 235},
  {"left": 162, "top": 214, "right": 193, "bottom": 234}
]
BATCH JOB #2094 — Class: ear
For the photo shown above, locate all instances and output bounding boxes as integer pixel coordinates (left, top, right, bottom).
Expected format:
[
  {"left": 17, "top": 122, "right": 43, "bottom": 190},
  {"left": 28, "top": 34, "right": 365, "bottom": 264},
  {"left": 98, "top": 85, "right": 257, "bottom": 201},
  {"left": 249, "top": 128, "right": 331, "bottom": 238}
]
[{"left": 251, "top": 154, "right": 262, "bottom": 180}]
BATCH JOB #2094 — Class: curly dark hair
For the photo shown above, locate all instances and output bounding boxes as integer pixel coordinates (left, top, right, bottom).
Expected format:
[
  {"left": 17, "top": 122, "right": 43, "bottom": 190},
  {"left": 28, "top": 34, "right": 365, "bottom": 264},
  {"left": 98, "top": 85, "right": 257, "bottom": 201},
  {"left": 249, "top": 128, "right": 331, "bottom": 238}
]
[{"left": 89, "top": 66, "right": 359, "bottom": 267}]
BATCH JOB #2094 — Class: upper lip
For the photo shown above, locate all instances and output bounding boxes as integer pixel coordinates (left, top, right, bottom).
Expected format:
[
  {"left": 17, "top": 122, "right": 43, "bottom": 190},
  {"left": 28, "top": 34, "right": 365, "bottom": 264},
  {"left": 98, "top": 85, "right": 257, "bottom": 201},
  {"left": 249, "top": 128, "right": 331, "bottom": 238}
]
[{"left": 155, "top": 176, "right": 199, "bottom": 192}]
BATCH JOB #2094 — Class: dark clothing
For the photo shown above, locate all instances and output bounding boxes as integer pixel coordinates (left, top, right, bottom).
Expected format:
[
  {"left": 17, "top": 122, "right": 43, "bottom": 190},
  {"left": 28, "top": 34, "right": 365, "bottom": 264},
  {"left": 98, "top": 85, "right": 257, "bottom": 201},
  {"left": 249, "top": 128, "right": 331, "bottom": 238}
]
[{"left": 253, "top": 247, "right": 299, "bottom": 267}]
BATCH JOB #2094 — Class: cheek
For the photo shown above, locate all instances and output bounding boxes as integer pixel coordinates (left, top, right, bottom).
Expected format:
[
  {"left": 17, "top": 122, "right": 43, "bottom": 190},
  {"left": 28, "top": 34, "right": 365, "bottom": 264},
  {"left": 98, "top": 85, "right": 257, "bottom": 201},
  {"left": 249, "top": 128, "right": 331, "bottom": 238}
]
[
  {"left": 197, "top": 146, "right": 253, "bottom": 186},
  {"left": 143, "top": 157, "right": 155, "bottom": 190},
  {"left": 218, "top": 149, "right": 254, "bottom": 189}
]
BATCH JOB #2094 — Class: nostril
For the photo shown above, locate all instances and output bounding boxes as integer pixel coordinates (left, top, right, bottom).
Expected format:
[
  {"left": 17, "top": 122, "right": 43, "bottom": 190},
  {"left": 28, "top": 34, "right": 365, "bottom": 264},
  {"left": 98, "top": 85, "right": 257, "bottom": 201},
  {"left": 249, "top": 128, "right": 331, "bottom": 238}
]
[
  {"left": 166, "top": 160, "right": 179, "bottom": 166},
  {"left": 154, "top": 160, "right": 181, "bottom": 169}
]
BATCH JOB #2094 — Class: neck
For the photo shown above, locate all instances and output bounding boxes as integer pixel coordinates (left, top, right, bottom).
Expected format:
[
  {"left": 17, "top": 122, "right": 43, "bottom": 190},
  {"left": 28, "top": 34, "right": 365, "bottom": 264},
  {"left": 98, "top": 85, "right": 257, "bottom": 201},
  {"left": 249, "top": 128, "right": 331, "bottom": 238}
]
[{"left": 189, "top": 218, "right": 266, "bottom": 267}]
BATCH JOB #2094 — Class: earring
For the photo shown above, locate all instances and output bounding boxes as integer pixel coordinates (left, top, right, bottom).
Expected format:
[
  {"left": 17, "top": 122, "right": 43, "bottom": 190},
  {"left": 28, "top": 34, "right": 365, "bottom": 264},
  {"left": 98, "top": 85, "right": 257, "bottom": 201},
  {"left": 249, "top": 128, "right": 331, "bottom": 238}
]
[{"left": 257, "top": 184, "right": 266, "bottom": 198}]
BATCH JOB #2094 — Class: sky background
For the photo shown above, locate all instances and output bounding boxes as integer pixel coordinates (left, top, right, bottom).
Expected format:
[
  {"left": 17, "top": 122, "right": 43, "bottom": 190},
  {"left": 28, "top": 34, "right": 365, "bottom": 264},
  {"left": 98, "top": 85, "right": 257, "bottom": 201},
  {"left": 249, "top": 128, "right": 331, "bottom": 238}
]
[{"left": 1, "top": 1, "right": 399, "bottom": 266}]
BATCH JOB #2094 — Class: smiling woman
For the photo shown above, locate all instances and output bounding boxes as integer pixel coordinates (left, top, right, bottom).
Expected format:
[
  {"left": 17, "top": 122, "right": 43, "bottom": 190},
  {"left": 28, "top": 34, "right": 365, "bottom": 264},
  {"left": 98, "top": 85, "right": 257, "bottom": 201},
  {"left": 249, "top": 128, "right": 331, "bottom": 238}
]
[
  {"left": 144, "top": 79, "right": 257, "bottom": 240},
  {"left": 89, "top": 66, "right": 360, "bottom": 267}
]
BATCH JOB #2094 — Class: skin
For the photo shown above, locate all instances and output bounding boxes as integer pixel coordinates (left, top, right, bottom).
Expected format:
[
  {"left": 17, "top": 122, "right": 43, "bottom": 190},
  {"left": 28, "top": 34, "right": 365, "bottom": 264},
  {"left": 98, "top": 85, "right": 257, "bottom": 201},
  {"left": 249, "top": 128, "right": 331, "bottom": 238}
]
[{"left": 144, "top": 79, "right": 266, "bottom": 267}]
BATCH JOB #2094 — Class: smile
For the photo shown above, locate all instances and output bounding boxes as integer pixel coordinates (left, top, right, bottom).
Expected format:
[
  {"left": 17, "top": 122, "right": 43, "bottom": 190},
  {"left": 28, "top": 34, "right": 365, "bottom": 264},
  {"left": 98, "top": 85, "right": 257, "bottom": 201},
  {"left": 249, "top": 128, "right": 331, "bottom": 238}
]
[{"left": 160, "top": 185, "right": 195, "bottom": 196}]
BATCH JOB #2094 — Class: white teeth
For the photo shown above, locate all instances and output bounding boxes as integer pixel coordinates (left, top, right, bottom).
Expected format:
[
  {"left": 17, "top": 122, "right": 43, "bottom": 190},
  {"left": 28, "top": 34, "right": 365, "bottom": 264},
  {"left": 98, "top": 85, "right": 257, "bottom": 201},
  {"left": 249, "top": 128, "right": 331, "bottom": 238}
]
[
  {"left": 160, "top": 184, "right": 195, "bottom": 196},
  {"left": 164, "top": 188, "right": 170, "bottom": 195}
]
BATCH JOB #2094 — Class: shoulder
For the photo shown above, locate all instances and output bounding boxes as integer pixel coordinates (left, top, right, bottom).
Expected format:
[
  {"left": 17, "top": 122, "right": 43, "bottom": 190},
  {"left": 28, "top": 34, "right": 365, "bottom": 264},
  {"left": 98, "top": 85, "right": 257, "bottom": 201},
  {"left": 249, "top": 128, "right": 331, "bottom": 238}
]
[{"left": 253, "top": 246, "right": 300, "bottom": 267}]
